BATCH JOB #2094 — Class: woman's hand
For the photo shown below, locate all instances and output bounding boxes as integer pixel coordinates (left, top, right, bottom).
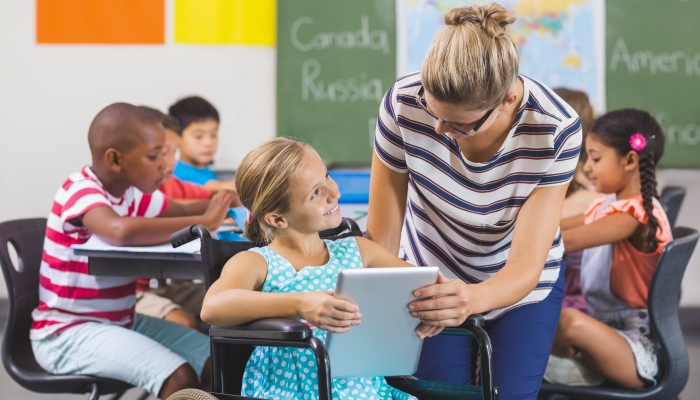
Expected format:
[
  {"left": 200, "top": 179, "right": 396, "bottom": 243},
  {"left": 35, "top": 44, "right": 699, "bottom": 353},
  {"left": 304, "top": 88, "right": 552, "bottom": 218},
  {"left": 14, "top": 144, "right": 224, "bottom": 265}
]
[
  {"left": 408, "top": 272, "right": 472, "bottom": 327},
  {"left": 298, "top": 291, "right": 362, "bottom": 333},
  {"left": 415, "top": 322, "right": 444, "bottom": 339}
]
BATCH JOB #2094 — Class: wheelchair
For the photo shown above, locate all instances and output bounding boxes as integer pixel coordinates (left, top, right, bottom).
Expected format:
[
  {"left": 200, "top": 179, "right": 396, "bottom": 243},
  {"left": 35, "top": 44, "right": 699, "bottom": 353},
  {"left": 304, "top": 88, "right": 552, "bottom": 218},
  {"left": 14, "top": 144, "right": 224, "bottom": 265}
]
[{"left": 167, "top": 218, "right": 498, "bottom": 400}]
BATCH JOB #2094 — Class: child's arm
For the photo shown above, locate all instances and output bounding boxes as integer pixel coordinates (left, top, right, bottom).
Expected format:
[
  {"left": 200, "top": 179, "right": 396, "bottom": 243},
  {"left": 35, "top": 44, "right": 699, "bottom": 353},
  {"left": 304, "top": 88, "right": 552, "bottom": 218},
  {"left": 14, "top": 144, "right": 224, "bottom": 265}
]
[
  {"left": 204, "top": 179, "right": 237, "bottom": 193},
  {"left": 201, "top": 251, "right": 361, "bottom": 331},
  {"left": 562, "top": 212, "right": 640, "bottom": 253},
  {"left": 354, "top": 237, "right": 413, "bottom": 268},
  {"left": 80, "top": 192, "right": 231, "bottom": 246},
  {"left": 160, "top": 190, "right": 234, "bottom": 217},
  {"left": 561, "top": 214, "right": 585, "bottom": 231}
]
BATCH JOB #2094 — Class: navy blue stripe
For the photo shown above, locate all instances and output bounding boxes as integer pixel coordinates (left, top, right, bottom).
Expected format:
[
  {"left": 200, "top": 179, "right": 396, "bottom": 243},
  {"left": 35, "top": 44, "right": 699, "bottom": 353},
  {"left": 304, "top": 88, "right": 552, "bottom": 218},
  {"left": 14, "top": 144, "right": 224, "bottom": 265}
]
[
  {"left": 404, "top": 215, "right": 427, "bottom": 267},
  {"left": 374, "top": 139, "right": 406, "bottom": 170},
  {"left": 399, "top": 80, "right": 422, "bottom": 89},
  {"left": 512, "top": 124, "right": 558, "bottom": 137},
  {"left": 383, "top": 86, "right": 396, "bottom": 122},
  {"left": 410, "top": 201, "right": 511, "bottom": 254},
  {"left": 411, "top": 171, "right": 527, "bottom": 215},
  {"left": 525, "top": 76, "right": 572, "bottom": 119},
  {"left": 553, "top": 119, "right": 582, "bottom": 155},
  {"left": 414, "top": 231, "right": 482, "bottom": 284},
  {"left": 540, "top": 170, "right": 575, "bottom": 185},
  {"left": 407, "top": 177, "right": 484, "bottom": 235},
  {"left": 525, "top": 94, "right": 562, "bottom": 122},
  {"left": 405, "top": 144, "right": 551, "bottom": 192},
  {"left": 377, "top": 116, "right": 403, "bottom": 149},
  {"left": 559, "top": 146, "right": 581, "bottom": 160}
]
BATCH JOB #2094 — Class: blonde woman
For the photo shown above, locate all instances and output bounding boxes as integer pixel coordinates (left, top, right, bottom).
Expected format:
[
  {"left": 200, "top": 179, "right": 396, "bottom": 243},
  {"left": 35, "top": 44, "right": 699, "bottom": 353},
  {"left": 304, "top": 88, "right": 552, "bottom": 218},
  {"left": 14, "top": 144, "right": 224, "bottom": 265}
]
[{"left": 368, "top": 4, "right": 582, "bottom": 398}]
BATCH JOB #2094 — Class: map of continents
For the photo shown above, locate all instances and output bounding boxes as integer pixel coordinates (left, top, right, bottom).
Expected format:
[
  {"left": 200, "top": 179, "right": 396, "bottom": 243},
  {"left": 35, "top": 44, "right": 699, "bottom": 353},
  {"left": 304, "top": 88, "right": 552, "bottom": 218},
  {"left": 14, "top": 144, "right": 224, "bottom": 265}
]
[{"left": 399, "top": 0, "right": 605, "bottom": 112}]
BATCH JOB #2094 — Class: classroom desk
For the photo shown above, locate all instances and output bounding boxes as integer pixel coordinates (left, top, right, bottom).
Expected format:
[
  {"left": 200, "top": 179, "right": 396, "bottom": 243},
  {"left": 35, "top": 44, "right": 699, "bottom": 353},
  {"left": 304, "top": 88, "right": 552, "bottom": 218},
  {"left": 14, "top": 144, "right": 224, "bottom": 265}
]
[
  {"left": 75, "top": 203, "right": 367, "bottom": 280},
  {"left": 73, "top": 247, "right": 204, "bottom": 280}
]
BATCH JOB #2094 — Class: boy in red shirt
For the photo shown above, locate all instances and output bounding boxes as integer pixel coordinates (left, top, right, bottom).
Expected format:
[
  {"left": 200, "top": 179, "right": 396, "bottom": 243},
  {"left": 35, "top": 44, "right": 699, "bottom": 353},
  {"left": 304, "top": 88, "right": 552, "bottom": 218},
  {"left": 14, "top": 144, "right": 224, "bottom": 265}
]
[
  {"left": 31, "top": 103, "right": 235, "bottom": 398},
  {"left": 157, "top": 110, "right": 215, "bottom": 201}
]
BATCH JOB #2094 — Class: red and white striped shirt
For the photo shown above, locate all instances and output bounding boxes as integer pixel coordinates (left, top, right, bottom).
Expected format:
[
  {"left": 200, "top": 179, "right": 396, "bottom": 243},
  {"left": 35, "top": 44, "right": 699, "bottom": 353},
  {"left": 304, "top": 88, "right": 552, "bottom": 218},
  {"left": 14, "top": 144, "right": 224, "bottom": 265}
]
[{"left": 30, "top": 166, "right": 168, "bottom": 340}]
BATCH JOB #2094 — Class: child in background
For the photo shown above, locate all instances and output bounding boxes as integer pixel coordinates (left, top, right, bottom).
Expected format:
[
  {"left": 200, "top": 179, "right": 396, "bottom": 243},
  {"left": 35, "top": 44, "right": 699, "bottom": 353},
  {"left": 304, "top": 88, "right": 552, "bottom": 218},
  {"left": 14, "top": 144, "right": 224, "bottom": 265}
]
[
  {"left": 134, "top": 107, "right": 227, "bottom": 331},
  {"left": 31, "top": 103, "right": 235, "bottom": 399},
  {"left": 169, "top": 96, "right": 237, "bottom": 191},
  {"left": 546, "top": 109, "right": 671, "bottom": 388},
  {"left": 201, "top": 138, "right": 441, "bottom": 399},
  {"left": 553, "top": 88, "right": 601, "bottom": 314},
  {"left": 155, "top": 108, "right": 214, "bottom": 201},
  {"left": 554, "top": 88, "right": 600, "bottom": 219}
]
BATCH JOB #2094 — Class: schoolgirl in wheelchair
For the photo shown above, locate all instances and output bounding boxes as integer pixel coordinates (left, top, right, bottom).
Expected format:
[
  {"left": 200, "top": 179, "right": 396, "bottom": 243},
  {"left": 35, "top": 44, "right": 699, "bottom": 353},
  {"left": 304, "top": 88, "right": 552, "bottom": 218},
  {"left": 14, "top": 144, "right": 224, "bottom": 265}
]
[{"left": 199, "top": 138, "right": 443, "bottom": 399}]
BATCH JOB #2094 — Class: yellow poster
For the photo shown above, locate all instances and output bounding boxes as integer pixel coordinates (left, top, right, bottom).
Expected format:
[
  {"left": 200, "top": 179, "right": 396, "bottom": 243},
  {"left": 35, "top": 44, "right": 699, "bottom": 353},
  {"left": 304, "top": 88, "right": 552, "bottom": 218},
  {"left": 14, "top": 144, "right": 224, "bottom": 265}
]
[{"left": 174, "top": 0, "right": 275, "bottom": 46}]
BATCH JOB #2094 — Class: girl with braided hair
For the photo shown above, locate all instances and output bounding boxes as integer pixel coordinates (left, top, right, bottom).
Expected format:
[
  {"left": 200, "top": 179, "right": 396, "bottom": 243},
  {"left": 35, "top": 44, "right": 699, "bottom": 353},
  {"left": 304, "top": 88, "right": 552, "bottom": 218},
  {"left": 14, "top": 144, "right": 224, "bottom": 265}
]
[{"left": 547, "top": 109, "right": 672, "bottom": 388}]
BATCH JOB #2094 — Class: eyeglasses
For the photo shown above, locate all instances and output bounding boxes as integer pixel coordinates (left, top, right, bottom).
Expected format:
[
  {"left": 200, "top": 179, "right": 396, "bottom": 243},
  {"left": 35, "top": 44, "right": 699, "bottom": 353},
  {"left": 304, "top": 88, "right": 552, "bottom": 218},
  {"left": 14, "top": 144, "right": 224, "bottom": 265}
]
[{"left": 417, "top": 88, "right": 495, "bottom": 137}]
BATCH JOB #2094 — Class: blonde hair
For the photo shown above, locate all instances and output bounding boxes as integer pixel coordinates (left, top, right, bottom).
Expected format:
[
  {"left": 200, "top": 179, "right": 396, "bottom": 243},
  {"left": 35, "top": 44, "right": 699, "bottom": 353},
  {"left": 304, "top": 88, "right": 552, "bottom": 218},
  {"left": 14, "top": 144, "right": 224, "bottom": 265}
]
[
  {"left": 422, "top": 3, "right": 518, "bottom": 110},
  {"left": 236, "top": 137, "right": 313, "bottom": 243}
]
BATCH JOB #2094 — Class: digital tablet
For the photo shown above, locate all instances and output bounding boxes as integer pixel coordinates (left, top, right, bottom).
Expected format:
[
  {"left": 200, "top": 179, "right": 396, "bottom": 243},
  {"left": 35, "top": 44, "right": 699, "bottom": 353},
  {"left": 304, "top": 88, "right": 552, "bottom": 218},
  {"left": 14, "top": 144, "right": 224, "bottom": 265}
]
[{"left": 325, "top": 266, "right": 439, "bottom": 378}]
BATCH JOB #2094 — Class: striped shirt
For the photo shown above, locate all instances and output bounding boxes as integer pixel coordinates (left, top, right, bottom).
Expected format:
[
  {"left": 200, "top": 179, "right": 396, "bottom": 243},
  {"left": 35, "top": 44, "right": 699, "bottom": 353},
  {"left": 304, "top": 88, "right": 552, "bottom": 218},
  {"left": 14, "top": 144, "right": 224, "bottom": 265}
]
[
  {"left": 30, "top": 166, "right": 168, "bottom": 340},
  {"left": 375, "top": 73, "right": 581, "bottom": 318}
]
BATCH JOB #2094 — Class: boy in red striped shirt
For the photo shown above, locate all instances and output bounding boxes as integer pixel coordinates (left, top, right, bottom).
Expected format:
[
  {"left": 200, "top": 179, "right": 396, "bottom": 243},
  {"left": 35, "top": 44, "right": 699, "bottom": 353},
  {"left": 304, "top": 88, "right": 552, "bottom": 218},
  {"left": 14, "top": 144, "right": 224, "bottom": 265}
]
[{"left": 30, "top": 103, "right": 234, "bottom": 399}]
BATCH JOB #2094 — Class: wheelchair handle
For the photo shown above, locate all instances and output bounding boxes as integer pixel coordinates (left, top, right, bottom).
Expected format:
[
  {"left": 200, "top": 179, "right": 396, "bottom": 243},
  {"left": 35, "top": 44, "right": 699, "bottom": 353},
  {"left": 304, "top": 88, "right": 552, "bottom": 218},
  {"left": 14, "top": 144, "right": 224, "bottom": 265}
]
[
  {"left": 170, "top": 224, "right": 212, "bottom": 248},
  {"left": 462, "top": 314, "right": 485, "bottom": 328},
  {"left": 318, "top": 217, "right": 361, "bottom": 239}
]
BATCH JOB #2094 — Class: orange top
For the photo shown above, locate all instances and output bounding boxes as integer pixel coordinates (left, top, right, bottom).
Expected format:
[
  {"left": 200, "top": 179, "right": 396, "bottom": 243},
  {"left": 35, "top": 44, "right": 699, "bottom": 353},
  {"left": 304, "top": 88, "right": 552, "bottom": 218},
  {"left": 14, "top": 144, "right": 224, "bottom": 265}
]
[
  {"left": 584, "top": 195, "right": 673, "bottom": 309},
  {"left": 159, "top": 177, "right": 213, "bottom": 201}
]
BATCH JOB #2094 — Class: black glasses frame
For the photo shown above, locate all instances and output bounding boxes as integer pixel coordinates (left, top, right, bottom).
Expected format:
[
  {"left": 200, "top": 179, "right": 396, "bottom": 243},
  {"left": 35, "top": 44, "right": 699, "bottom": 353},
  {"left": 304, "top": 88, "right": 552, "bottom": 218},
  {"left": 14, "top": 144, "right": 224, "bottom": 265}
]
[{"left": 417, "top": 89, "right": 495, "bottom": 137}]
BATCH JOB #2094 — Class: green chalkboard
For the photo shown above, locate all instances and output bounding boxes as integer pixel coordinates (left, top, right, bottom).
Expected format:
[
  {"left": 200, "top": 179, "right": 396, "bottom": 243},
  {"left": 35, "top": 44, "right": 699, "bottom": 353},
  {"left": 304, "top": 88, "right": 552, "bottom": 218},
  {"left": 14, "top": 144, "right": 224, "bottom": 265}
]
[
  {"left": 606, "top": 0, "right": 700, "bottom": 168},
  {"left": 277, "top": 0, "right": 396, "bottom": 164}
]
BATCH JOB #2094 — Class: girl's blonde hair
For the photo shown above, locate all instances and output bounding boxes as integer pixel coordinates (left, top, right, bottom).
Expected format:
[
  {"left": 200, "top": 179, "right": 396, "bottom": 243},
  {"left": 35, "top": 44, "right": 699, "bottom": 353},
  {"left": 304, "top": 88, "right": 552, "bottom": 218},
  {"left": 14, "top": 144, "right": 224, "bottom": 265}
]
[
  {"left": 236, "top": 137, "right": 313, "bottom": 243},
  {"left": 422, "top": 3, "right": 518, "bottom": 110}
]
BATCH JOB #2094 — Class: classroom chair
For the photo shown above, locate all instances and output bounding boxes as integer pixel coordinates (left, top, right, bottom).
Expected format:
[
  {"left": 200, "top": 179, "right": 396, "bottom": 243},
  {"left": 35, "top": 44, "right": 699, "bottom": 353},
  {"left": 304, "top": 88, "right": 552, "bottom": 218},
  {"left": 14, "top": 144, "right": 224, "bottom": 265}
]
[
  {"left": 538, "top": 226, "right": 699, "bottom": 400},
  {"left": 660, "top": 186, "right": 686, "bottom": 227},
  {"left": 0, "top": 218, "right": 140, "bottom": 400},
  {"left": 166, "top": 218, "right": 498, "bottom": 400}
]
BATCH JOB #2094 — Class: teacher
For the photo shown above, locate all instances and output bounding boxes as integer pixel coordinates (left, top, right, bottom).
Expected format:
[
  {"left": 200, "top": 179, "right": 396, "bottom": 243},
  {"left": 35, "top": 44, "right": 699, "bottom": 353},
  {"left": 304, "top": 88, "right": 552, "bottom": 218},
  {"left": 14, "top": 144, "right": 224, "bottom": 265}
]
[{"left": 367, "top": 3, "right": 581, "bottom": 399}]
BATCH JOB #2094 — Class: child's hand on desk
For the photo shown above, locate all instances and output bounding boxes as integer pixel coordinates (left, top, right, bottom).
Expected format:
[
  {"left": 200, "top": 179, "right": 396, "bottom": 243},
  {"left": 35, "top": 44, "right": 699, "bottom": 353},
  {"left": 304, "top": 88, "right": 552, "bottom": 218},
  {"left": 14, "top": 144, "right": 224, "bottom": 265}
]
[
  {"left": 298, "top": 291, "right": 361, "bottom": 333},
  {"left": 203, "top": 190, "right": 236, "bottom": 231}
]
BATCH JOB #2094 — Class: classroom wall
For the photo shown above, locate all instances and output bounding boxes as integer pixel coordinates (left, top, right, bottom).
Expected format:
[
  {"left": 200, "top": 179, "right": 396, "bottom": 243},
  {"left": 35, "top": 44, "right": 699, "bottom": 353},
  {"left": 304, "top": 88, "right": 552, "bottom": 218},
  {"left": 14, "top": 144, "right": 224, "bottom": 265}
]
[{"left": 1, "top": 1, "right": 699, "bottom": 307}]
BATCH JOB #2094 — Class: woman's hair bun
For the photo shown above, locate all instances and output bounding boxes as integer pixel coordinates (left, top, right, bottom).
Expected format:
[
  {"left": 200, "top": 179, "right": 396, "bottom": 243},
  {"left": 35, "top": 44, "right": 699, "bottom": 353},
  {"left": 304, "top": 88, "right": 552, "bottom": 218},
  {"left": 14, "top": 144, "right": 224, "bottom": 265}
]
[{"left": 444, "top": 3, "right": 515, "bottom": 39}]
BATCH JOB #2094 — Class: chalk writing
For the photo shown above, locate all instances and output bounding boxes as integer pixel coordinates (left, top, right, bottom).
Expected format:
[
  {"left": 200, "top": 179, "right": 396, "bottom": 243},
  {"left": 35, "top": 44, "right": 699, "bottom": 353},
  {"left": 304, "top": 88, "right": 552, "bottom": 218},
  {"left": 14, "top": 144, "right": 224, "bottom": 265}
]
[
  {"left": 610, "top": 38, "right": 700, "bottom": 77},
  {"left": 291, "top": 16, "right": 390, "bottom": 55},
  {"left": 302, "top": 59, "right": 383, "bottom": 103}
]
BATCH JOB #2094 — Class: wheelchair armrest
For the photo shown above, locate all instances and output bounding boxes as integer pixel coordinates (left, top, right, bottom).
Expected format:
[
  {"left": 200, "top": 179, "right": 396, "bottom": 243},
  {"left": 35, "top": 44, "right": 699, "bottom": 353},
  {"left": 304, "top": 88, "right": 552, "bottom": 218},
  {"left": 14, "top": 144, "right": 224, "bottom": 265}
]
[
  {"left": 170, "top": 224, "right": 211, "bottom": 248},
  {"left": 209, "top": 318, "right": 313, "bottom": 341},
  {"left": 461, "top": 314, "right": 484, "bottom": 328},
  {"left": 439, "top": 314, "right": 485, "bottom": 336}
]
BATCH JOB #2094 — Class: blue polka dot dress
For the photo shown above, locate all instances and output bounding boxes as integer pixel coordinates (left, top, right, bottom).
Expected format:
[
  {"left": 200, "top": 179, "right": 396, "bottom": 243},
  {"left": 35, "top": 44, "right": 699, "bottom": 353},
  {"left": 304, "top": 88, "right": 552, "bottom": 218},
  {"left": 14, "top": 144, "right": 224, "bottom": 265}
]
[{"left": 242, "top": 237, "right": 417, "bottom": 400}]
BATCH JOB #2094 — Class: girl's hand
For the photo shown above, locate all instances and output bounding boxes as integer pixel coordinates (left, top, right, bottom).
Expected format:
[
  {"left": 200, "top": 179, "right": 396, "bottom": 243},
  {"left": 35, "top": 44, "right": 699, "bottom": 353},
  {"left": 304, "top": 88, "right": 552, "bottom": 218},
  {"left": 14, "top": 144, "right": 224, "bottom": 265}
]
[
  {"left": 299, "top": 291, "right": 362, "bottom": 333},
  {"left": 408, "top": 272, "right": 472, "bottom": 327},
  {"left": 415, "top": 322, "right": 444, "bottom": 339}
]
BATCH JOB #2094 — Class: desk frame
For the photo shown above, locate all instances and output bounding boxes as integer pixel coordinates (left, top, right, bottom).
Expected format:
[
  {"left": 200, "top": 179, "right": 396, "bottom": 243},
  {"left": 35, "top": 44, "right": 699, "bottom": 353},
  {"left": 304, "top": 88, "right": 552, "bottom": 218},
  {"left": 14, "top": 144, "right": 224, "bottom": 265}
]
[{"left": 74, "top": 249, "right": 204, "bottom": 280}]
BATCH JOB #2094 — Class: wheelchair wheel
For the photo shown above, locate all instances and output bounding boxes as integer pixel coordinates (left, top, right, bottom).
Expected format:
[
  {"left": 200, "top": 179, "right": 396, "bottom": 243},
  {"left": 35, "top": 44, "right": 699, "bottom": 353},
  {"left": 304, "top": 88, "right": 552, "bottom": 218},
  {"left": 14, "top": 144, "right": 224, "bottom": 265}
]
[{"left": 167, "top": 388, "right": 219, "bottom": 400}]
